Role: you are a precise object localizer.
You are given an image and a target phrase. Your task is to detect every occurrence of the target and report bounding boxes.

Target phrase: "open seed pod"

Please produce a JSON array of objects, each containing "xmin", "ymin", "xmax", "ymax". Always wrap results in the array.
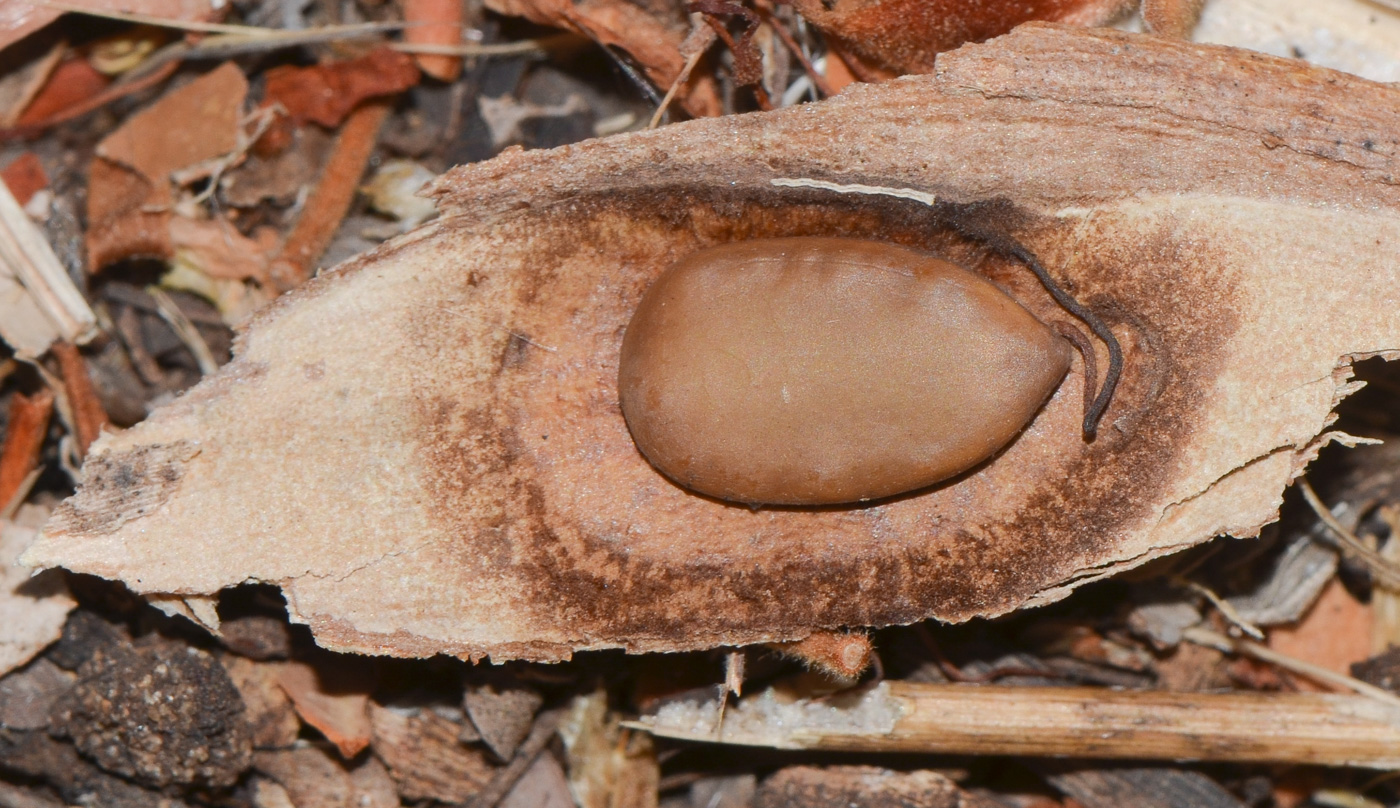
[{"xmin": 23, "ymin": 25, "xmax": 1400, "ymax": 660}]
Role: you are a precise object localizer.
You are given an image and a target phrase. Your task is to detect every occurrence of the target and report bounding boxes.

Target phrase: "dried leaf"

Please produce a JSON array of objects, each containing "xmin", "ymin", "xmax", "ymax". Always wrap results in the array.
[
  {"xmin": 95, "ymin": 62, "xmax": 246, "ymax": 191},
  {"xmin": 499, "ymin": 753, "xmax": 573, "ymax": 808},
  {"xmin": 169, "ymin": 216, "xmax": 271, "ymax": 284},
  {"xmin": 1225, "ymin": 534, "xmax": 1338, "ymax": 627},
  {"xmin": 14, "ymin": 56, "xmax": 110, "ymax": 126},
  {"xmin": 0, "ymin": 505, "xmax": 73, "ymax": 676},
  {"xmin": 87, "ymin": 62, "xmax": 247, "ymax": 269},
  {"xmin": 262, "ymin": 48, "xmax": 418, "ymax": 129},
  {"xmin": 25, "ymin": 27, "xmax": 1400, "ymax": 661},
  {"xmin": 1046, "ymin": 766, "xmax": 1244, "ymax": 808},
  {"xmin": 1, "ymin": 152, "xmax": 48, "ymax": 207}
]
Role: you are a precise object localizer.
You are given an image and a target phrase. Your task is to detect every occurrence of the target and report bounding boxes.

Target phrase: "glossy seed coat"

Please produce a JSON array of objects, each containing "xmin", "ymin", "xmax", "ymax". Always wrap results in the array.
[{"xmin": 618, "ymin": 237, "xmax": 1072, "ymax": 505}]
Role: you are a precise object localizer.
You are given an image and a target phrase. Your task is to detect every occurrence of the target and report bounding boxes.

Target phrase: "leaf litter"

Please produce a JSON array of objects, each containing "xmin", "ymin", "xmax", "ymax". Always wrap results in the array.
[{"xmin": 3, "ymin": 0, "xmax": 1400, "ymax": 806}]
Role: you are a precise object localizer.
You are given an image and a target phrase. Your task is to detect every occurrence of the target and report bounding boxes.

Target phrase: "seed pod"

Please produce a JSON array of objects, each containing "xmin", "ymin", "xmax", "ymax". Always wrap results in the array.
[{"xmin": 618, "ymin": 237, "xmax": 1073, "ymax": 505}]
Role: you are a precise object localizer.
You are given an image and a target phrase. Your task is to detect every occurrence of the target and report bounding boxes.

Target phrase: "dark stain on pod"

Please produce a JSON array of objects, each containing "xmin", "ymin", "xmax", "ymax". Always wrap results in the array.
[{"xmin": 617, "ymin": 237, "xmax": 1073, "ymax": 505}]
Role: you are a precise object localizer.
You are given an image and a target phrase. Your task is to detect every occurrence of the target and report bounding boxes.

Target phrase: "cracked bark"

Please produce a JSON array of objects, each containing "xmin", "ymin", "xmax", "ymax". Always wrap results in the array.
[{"xmin": 22, "ymin": 25, "xmax": 1400, "ymax": 661}]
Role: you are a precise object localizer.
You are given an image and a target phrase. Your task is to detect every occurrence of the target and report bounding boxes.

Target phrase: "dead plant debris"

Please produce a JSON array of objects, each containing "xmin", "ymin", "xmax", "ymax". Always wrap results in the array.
[{"xmin": 2, "ymin": 0, "xmax": 1400, "ymax": 806}]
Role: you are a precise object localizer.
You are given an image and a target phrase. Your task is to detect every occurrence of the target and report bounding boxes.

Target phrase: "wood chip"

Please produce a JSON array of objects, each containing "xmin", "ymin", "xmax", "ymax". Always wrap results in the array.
[
  {"xmin": 221, "ymin": 655, "xmax": 301, "ymax": 749},
  {"xmin": 275, "ymin": 659, "xmax": 374, "ymax": 758},
  {"xmin": 268, "ymin": 100, "xmax": 391, "ymax": 290},
  {"xmin": 498, "ymin": 752, "xmax": 572, "ymax": 808},
  {"xmin": 367, "ymin": 701, "xmax": 496, "ymax": 802},
  {"xmin": 51, "ymin": 342, "xmax": 108, "ymax": 458},
  {"xmin": 253, "ymin": 747, "xmax": 399, "ymax": 808},
  {"xmin": 756, "ymin": 766, "xmax": 1002, "ymax": 808},
  {"xmin": 1046, "ymin": 766, "xmax": 1244, "ymax": 808},
  {"xmin": 0, "ymin": 389, "xmax": 53, "ymax": 512},
  {"xmin": 464, "ymin": 681, "xmax": 543, "ymax": 761}
]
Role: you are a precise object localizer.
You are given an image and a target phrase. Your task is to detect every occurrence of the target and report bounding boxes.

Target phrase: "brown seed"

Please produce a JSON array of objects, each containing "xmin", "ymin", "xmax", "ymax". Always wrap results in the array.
[{"xmin": 617, "ymin": 237, "xmax": 1072, "ymax": 505}]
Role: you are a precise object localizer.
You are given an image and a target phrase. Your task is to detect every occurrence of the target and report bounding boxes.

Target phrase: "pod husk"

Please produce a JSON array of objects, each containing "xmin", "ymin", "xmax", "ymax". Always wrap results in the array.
[{"xmin": 23, "ymin": 25, "xmax": 1400, "ymax": 660}]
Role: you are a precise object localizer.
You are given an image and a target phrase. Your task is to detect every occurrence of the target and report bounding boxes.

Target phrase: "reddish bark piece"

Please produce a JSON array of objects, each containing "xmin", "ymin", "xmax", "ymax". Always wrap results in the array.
[
  {"xmin": 0, "ymin": 152, "xmax": 47, "ymax": 206},
  {"xmin": 269, "ymin": 101, "xmax": 391, "ymax": 291},
  {"xmin": 85, "ymin": 158, "xmax": 172, "ymax": 269},
  {"xmin": 96, "ymin": 62, "xmax": 247, "ymax": 203},
  {"xmin": 262, "ymin": 48, "xmax": 418, "ymax": 129},
  {"xmin": 0, "ymin": 389, "xmax": 53, "ymax": 509},
  {"xmin": 86, "ymin": 63, "xmax": 247, "ymax": 271},
  {"xmin": 14, "ymin": 57, "xmax": 110, "ymax": 127},
  {"xmin": 25, "ymin": 27, "xmax": 1400, "ymax": 661},
  {"xmin": 1268, "ymin": 577, "xmax": 1373, "ymax": 686},
  {"xmin": 484, "ymin": 0, "xmax": 720, "ymax": 117},
  {"xmin": 51, "ymin": 343, "xmax": 108, "ymax": 458},
  {"xmin": 14, "ymin": 60, "xmax": 180, "ymax": 134},
  {"xmin": 275, "ymin": 659, "xmax": 375, "ymax": 758},
  {"xmin": 791, "ymin": 0, "xmax": 1131, "ymax": 75},
  {"xmin": 402, "ymin": 0, "xmax": 464, "ymax": 81}
]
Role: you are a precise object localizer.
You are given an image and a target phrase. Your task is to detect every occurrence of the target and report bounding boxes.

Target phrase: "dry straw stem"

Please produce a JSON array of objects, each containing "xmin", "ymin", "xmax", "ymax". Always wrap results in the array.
[
  {"xmin": 638, "ymin": 681, "xmax": 1400, "ymax": 769},
  {"xmin": 0, "ymin": 180, "xmax": 95, "ymax": 357},
  {"xmin": 27, "ymin": 26, "xmax": 1400, "ymax": 662},
  {"xmin": 1298, "ymin": 478, "xmax": 1400, "ymax": 589},
  {"xmin": 269, "ymin": 101, "xmax": 392, "ymax": 291},
  {"xmin": 1181, "ymin": 626, "xmax": 1400, "ymax": 708}
]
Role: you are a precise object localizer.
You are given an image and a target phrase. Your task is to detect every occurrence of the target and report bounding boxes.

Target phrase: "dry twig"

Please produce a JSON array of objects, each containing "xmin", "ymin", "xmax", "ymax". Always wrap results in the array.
[
  {"xmin": 49, "ymin": 343, "xmax": 107, "ymax": 458},
  {"xmin": 0, "ymin": 390, "xmax": 54, "ymax": 512},
  {"xmin": 636, "ymin": 680, "xmax": 1400, "ymax": 768},
  {"xmin": 269, "ymin": 101, "xmax": 392, "ymax": 291}
]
